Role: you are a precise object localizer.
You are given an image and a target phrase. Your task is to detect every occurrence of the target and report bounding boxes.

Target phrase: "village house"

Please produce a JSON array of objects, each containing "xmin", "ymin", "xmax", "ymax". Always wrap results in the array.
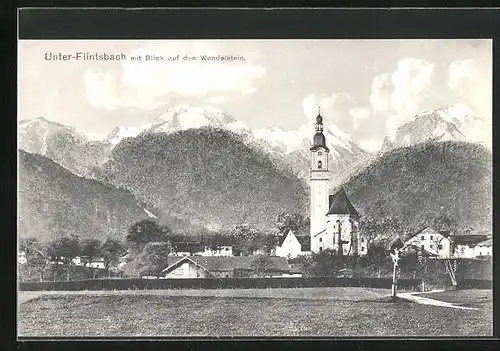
[
  {"xmin": 405, "ymin": 227, "xmax": 492, "ymax": 259},
  {"xmin": 71, "ymin": 256, "xmax": 106, "ymax": 269},
  {"xmin": 473, "ymin": 238, "xmax": 492, "ymax": 257},
  {"xmin": 405, "ymin": 227, "xmax": 452, "ymax": 258},
  {"xmin": 275, "ymin": 230, "xmax": 310, "ymax": 259},
  {"xmin": 160, "ymin": 255, "xmax": 295, "ymax": 279},
  {"xmin": 452, "ymin": 234, "xmax": 491, "ymax": 259}
]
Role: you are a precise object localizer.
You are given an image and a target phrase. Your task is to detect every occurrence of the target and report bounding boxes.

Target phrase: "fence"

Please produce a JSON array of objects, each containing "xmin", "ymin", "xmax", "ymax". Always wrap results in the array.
[{"xmin": 19, "ymin": 276, "xmax": 425, "ymax": 291}]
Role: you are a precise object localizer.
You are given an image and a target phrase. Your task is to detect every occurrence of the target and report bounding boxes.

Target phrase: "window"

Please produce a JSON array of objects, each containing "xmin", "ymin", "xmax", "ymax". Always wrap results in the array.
[
  {"xmin": 318, "ymin": 161, "xmax": 323, "ymax": 169},
  {"xmin": 318, "ymin": 151, "xmax": 323, "ymax": 155},
  {"xmin": 361, "ymin": 238, "xmax": 364, "ymax": 243},
  {"xmin": 421, "ymin": 235, "xmax": 425, "ymax": 240},
  {"xmin": 361, "ymin": 247, "xmax": 365, "ymax": 252},
  {"xmin": 437, "ymin": 245, "xmax": 443, "ymax": 250},
  {"xmin": 430, "ymin": 235, "xmax": 433, "ymax": 240},
  {"xmin": 319, "ymin": 238, "xmax": 323, "ymax": 242},
  {"xmin": 430, "ymin": 245, "xmax": 434, "ymax": 249},
  {"xmin": 319, "ymin": 247, "xmax": 323, "ymax": 252},
  {"xmin": 421, "ymin": 245, "xmax": 425, "ymax": 250}
]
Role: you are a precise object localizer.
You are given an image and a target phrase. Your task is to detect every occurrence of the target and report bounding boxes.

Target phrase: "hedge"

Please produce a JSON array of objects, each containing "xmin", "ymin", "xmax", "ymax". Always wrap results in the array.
[{"xmin": 19, "ymin": 277, "xmax": 425, "ymax": 291}]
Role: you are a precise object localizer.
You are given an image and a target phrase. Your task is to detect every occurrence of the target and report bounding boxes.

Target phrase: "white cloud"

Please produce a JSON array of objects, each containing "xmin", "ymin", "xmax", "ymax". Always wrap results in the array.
[
  {"xmin": 448, "ymin": 59, "xmax": 476, "ymax": 90},
  {"xmin": 448, "ymin": 58, "xmax": 492, "ymax": 120},
  {"xmin": 83, "ymin": 69, "xmax": 167, "ymax": 111},
  {"xmin": 370, "ymin": 58, "xmax": 435, "ymax": 117},
  {"xmin": 370, "ymin": 57, "xmax": 435, "ymax": 134},
  {"xmin": 84, "ymin": 42, "xmax": 266, "ymax": 110},
  {"xmin": 204, "ymin": 97, "xmax": 227, "ymax": 104},
  {"xmin": 302, "ymin": 93, "xmax": 352, "ymax": 121},
  {"xmin": 359, "ymin": 139, "xmax": 382, "ymax": 153},
  {"xmin": 349, "ymin": 108, "xmax": 370, "ymax": 130}
]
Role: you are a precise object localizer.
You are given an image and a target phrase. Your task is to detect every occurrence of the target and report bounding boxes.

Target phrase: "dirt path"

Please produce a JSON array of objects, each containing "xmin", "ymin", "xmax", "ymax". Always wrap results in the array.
[{"xmin": 398, "ymin": 290, "xmax": 479, "ymax": 310}]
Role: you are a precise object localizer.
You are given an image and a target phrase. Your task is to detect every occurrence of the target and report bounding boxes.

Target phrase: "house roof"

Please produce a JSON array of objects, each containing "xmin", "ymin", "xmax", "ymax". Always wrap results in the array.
[
  {"xmin": 277, "ymin": 230, "xmax": 295, "ymax": 246},
  {"xmin": 476, "ymin": 238, "xmax": 492, "ymax": 247},
  {"xmin": 406, "ymin": 226, "xmax": 452, "ymax": 241},
  {"xmin": 295, "ymin": 235, "xmax": 311, "ymax": 251},
  {"xmin": 161, "ymin": 255, "xmax": 291, "ymax": 273},
  {"xmin": 451, "ymin": 234, "xmax": 489, "ymax": 246},
  {"xmin": 161, "ymin": 256, "xmax": 214, "ymax": 276},
  {"xmin": 326, "ymin": 188, "xmax": 359, "ymax": 216}
]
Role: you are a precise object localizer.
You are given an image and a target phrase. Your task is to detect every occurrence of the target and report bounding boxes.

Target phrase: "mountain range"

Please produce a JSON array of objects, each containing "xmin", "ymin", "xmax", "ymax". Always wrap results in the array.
[
  {"xmin": 381, "ymin": 103, "xmax": 491, "ymax": 151},
  {"xmin": 341, "ymin": 140, "xmax": 492, "ymax": 235},
  {"xmin": 18, "ymin": 102, "xmax": 492, "ymax": 241},
  {"xmin": 97, "ymin": 127, "xmax": 310, "ymax": 231}
]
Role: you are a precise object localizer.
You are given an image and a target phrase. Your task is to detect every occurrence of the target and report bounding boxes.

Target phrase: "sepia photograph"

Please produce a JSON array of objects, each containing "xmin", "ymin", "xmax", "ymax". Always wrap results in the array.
[{"xmin": 17, "ymin": 38, "xmax": 492, "ymax": 337}]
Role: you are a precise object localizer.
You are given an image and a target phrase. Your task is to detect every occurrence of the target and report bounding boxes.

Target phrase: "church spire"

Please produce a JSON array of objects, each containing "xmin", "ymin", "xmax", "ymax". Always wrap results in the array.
[
  {"xmin": 310, "ymin": 107, "xmax": 329, "ymax": 151},
  {"xmin": 315, "ymin": 107, "xmax": 324, "ymax": 133}
]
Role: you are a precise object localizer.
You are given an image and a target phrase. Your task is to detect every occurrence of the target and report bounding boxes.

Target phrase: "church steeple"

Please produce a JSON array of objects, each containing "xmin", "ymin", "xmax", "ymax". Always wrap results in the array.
[{"xmin": 310, "ymin": 108, "xmax": 329, "ymax": 151}]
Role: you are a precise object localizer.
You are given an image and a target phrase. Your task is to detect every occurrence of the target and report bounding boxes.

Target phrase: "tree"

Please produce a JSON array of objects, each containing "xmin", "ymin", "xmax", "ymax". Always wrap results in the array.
[
  {"xmin": 132, "ymin": 241, "xmax": 172, "ymax": 278},
  {"xmin": 126, "ymin": 219, "xmax": 171, "ymax": 250},
  {"xmin": 262, "ymin": 232, "xmax": 279, "ymax": 255},
  {"xmin": 47, "ymin": 235, "xmax": 81, "ymax": 265},
  {"xmin": 81, "ymin": 239, "xmax": 102, "ymax": 266},
  {"xmin": 46, "ymin": 235, "xmax": 81, "ymax": 281},
  {"xmin": 251, "ymin": 255, "xmax": 275, "ymax": 277},
  {"xmin": 230, "ymin": 225, "xmax": 262, "ymax": 256},
  {"xmin": 19, "ymin": 237, "xmax": 49, "ymax": 281},
  {"xmin": 359, "ymin": 216, "xmax": 408, "ymax": 248},
  {"xmin": 362, "ymin": 242, "xmax": 392, "ymax": 277},
  {"xmin": 101, "ymin": 238, "xmax": 125, "ymax": 270},
  {"xmin": 276, "ymin": 212, "xmax": 310, "ymax": 236}
]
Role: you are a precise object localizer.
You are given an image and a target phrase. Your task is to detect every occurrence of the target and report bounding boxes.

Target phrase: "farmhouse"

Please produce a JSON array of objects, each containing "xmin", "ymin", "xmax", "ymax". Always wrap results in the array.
[
  {"xmin": 405, "ymin": 227, "xmax": 452, "ymax": 258},
  {"xmin": 309, "ymin": 111, "xmax": 365, "ymax": 256},
  {"xmin": 474, "ymin": 238, "xmax": 492, "ymax": 257},
  {"xmin": 160, "ymin": 255, "xmax": 294, "ymax": 278},
  {"xmin": 275, "ymin": 230, "xmax": 302, "ymax": 258},
  {"xmin": 452, "ymin": 234, "xmax": 491, "ymax": 258}
]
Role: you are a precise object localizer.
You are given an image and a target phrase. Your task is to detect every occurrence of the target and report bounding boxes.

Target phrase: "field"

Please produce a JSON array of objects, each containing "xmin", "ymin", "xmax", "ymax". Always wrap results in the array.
[{"xmin": 18, "ymin": 288, "xmax": 492, "ymax": 337}]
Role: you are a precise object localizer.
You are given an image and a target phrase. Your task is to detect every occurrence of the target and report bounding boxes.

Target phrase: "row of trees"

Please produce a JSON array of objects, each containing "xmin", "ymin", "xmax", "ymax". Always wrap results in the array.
[
  {"xmin": 125, "ymin": 212, "xmax": 311, "ymax": 256},
  {"xmin": 19, "ymin": 235, "xmax": 125, "ymax": 282}
]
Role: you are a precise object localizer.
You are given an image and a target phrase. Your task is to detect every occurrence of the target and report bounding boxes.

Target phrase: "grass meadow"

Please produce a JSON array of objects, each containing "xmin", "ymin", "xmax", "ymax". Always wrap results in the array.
[{"xmin": 18, "ymin": 288, "xmax": 492, "ymax": 337}]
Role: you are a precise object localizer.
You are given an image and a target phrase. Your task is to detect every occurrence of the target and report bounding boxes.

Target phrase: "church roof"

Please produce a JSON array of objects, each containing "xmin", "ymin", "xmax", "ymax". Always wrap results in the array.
[
  {"xmin": 310, "ymin": 133, "xmax": 329, "ymax": 151},
  {"xmin": 326, "ymin": 188, "xmax": 359, "ymax": 217}
]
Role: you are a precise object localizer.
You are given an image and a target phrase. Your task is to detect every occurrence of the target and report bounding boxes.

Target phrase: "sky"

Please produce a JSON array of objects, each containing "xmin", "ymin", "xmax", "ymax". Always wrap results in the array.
[{"xmin": 18, "ymin": 39, "xmax": 492, "ymax": 152}]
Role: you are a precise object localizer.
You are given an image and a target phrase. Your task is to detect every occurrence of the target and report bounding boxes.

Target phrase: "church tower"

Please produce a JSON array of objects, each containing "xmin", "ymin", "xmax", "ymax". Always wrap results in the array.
[{"xmin": 309, "ymin": 111, "xmax": 331, "ymax": 253}]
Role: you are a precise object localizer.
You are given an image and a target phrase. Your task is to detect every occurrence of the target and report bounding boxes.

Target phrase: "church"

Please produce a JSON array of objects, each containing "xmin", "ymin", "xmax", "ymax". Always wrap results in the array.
[{"xmin": 309, "ymin": 111, "xmax": 367, "ymax": 256}]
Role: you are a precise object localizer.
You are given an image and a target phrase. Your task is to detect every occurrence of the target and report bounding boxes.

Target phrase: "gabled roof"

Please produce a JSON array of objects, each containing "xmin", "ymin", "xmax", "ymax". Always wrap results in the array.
[
  {"xmin": 161, "ymin": 255, "xmax": 291, "ymax": 273},
  {"xmin": 295, "ymin": 235, "xmax": 311, "ymax": 251},
  {"xmin": 278, "ymin": 230, "xmax": 301, "ymax": 246},
  {"xmin": 406, "ymin": 226, "xmax": 452, "ymax": 241},
  {"xmin": 326, "ymin": 188, "xmax": 359, "ymax": 216},
  {"xmin": 277, "ymin": 230, "xmax": 297, "ymax": 246},
  {"xmin": 475, "ymin": 238, "xmax": 492, "ymax": 247},
  {"xmin": 160, "ymin": 256, "xmax": 214, "ymax": 276},
  {"xmin": 451, "ymin": 234, "xmax": 489, "ymax": 246}
]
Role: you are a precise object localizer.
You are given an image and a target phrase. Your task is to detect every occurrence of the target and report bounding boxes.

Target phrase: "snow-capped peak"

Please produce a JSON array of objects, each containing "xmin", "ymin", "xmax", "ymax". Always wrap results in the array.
[
  {"xmin": 106, "ymin": 125, "xmax": 151, "ymax": 146},
  {"xmin": 384, "ymin": 103, "xmax": 490, "ymax": 150}
]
